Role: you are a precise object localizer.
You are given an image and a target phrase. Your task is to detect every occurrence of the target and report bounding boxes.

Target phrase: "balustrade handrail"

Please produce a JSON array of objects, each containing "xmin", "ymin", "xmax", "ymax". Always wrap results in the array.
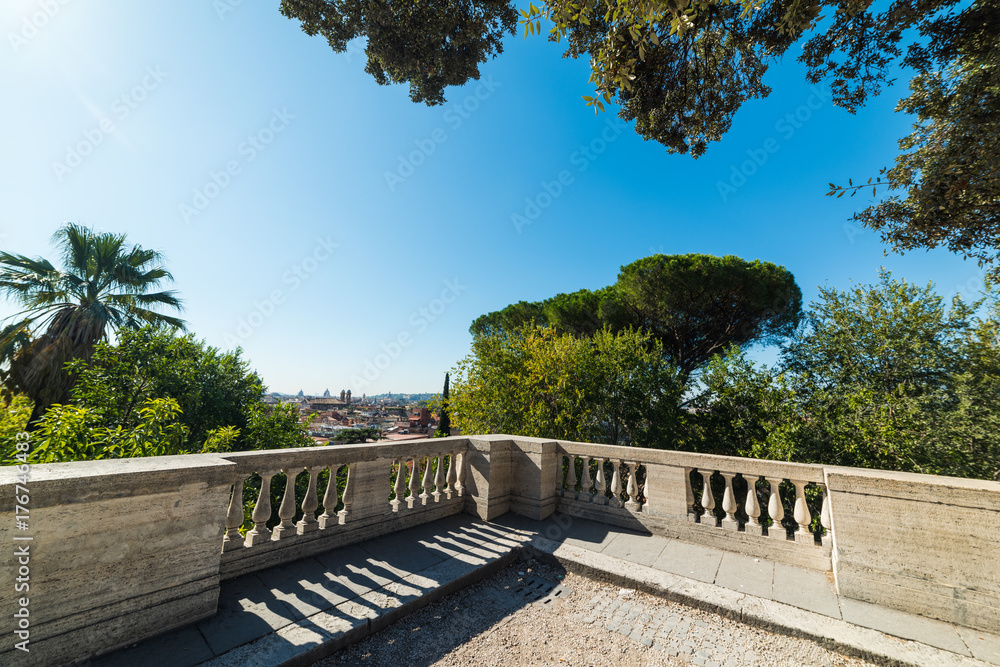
[
  {"xmin": 553, "ymin": 440, "xmax": 826, "ymax": 483},
  {"xmin": 217, "ymin": 436, "xmax": 470, "ymax": 477}
]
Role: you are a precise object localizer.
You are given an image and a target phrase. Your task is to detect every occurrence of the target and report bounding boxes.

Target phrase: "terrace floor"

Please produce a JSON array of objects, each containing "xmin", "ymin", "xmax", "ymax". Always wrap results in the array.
[{"xmin": 91, "ymin": 512, "xmax": 1000, "ymax": 667}]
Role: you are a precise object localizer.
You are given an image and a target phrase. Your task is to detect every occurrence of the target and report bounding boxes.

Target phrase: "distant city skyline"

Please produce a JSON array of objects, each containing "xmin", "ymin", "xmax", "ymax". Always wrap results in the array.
[{"xmin": 3, "ymin": 3, "xmax": 988, "ymax": 395}]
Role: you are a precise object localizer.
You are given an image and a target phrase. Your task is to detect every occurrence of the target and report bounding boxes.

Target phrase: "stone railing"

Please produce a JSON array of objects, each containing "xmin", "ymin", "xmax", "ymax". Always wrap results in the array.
[
  {"xmin": 552, "ymin": 442, "xmax": 833, "ymax": 570},
  {"xmin": 217, "ymin": 440, "xmax": 467, "ymax": 579},
  {"xmin": 2, "ymin": 434, "xmax": 999, "ymax": 666}
]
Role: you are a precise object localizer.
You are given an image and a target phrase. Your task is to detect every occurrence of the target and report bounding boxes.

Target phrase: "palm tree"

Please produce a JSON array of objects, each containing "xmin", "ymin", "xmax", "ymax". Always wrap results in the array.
[{"xmin": 0, "ymin": 223, "xmax": 185, "ymax": 422}]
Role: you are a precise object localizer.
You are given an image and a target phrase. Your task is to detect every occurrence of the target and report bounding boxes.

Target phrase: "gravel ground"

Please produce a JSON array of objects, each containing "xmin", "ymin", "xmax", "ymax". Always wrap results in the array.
[{"xmin": 314, "ymin": 558, "xmax": 878, "ymax": 667}]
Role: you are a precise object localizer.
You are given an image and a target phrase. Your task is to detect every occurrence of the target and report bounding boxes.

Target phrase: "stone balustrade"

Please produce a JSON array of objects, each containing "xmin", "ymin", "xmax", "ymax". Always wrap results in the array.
[
  {"xmin": 550, "ymin": 442, "xmax": 832, "ymax": 571},
  {"xmin": 217, "ymin": 439, "xmax": 468, "ymax": 579},
  {"xmin": 2, "ymin": 433, "xmax": 999, "ymax": 666}
]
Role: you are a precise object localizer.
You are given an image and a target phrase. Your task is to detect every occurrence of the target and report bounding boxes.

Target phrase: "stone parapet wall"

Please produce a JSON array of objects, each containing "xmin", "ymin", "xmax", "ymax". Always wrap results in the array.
[{"xmin": 2, "ymin": 435, "xmax": 999, "ymax": 664}]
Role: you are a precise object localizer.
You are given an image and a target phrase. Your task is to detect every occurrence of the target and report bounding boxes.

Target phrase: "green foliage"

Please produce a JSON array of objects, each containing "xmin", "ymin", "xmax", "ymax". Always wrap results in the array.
[
  {"xmin": 616, "ymin": 254, "xmax": 801, "ymax": 383},
  {"xmin": 690, "ymin": 347, "xmax": 798, "ymax": 458},
  {"xmin": 451, "ymin": 325, "xmax": 683, "ymax": 447},
  {"xmin": 279, "ymin": 0, "xmax": 517, "ymax": 105},
  {"xmin": 436, "ymin": 372, "xmax": 451, "ymax": 436},
  {"xmin": 471, "ymin": 254, "xmax": 802, "ymax": 385},
  {"xmin": 0, "ymin": 223, "xmax": 184, "ymax": 421},
  {"xmin": 330, "ymin": 426, "xmax": 379, "ymax": 444},
  {"xmin": 701, "ymin": 270, "xmax": 1000, "ymax": 480},
  {"xmin": 828, "ymin": 0, "xmax": 1000, "ymax": 276},
  {"xmin": 22, "ymin": 398, "xmax": 189, "ymax": 464},
  {"xmin": 0, "ymin": 326, "xmax": 314, "ymax": 464},
  {"xmin": 66, "ymin": 326, "xmax": 277, "ymax": 452},
  {"xmin": 202, "ymin": 425, "xmax": 242, "ymax": 454},
  {"xmin": 0, "ymin": 395, "xmax": 33, "ymax": 464}
]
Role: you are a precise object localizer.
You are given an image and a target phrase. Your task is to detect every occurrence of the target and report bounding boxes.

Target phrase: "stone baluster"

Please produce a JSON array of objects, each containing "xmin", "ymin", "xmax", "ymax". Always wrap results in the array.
[
  {"xmin": 446, "ymin": 452, "xmax": 457, "ymax": 499},
  {"xmin": 244, "ymin": 471, "xmax": 274, "ymax": 547},
  {"xmin": 593, "ymin": 458, "xmax": 607, "ymax": 505},
  {"xmin": 639, "ymin": 464, "xmax": 648, "ymax": 513},
  {"xmin": 720, "ymin": 472, "xmax": 739, "ymax": 530},
  {"xmin": 699, "ymin": 470, "xmax": 716, "ymax": 526},
  {"xmin": 407, "ymin": 457, "xmax": 421, "ymax": 509},
  {"xmin": 338, "ymin": 463, "xmax": 354, "ymax": 521},
  {"xmin": 609, "ymin": 462, "xmax": 623, "ymax": 508},
  {"xmin": 625, "ymin": 462, "xmax": 640, "ymax": 511},
  {"xmin": 684, "ymin": 468, "xmax": 697, "ymax": 522},
  {"xmin": 433, "ymin": 452, "xmax": 444, "ymax": 502},
  {"xmin": 296, "ymin": 466, "xmax": 321, "ymax": 534},
  {"xmin": 222, "ymin": 476, "xmax": 246, "ymax": 552},
  {"xmin": 555, "ymin": 454, "xmax": 565, "ymax": 496},
  {"xmin": 566, "ymin": 456, "xmax": 578, "ymax": 500},
  {"xmin": 456, "ymin": 451, "xmax": 466, "ymax": 496},
  {"xmin": 319, "ymin": 465, "xmax": 341, "ymax": 528},
  {"xmin": 272, "ymin": 468, "xmax": 302, "ymax": 540},
  {"xmin": 766, "ymin": 477, "xmax": 785, "ymax": 539},
  {"xmin": 744, "ymin": 475, "xmax": 764, "ymax": 536},
  {"xmin": 391, "ymin": 458, "xmax": 406, "ymax": 511},
  {"xmin": 580, "ymin": 456, "xmax": 593, "ymax": 502},
  {"xmin": 420, "ymin": 455, "xmax": 433, "ymax": 504},
  {"xmin": 819, "ymin": 485, "xmax": 832, "ymax": 544},
  {"xmin": 792, "ymin": 480, "xmax": 813, "ymax": 543}
]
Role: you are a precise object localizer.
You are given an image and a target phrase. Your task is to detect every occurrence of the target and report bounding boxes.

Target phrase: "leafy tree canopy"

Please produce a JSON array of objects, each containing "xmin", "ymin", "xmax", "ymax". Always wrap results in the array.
[
  {"xmin": 283, "ymin": 0, "xmax": 1000, "ymax": 271},
  {"xmin": 0, "ymin": 327, "xmax": 314, "ymax": 464},
  {"xmin": 471, "ymin": 253, "xmax": 802, "ymax": 383},
  {"xmin": 829, "ymin": 0, "xmax": 1000, "ymax": 275},
  {"xmin": 701, "ymin": 270, "xmax": 1000, "ymax": 480},
  {"xmin": 66, "ymin": 326, "xmax": 265, "ymax": 450},
  {"xmin": 279, "ymin": 0, "xmax": 517, "ymax": 105},
  {"xmin": 0, "ymin": 223, "xmax": 184, "ymax": 420},
  {"xmin": 451, "ymin": 325, "xmax": 683, "ymax": 447}
]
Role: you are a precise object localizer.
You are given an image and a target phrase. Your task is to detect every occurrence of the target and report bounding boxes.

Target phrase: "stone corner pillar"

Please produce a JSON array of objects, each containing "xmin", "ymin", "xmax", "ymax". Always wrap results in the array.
[
  {"xmin": 509, "ymin": 439, "xmax": 558, "ymax": 521},
  {"xmin": 463, "ymin": 436, "xmax": 514, "ymax": 521}
]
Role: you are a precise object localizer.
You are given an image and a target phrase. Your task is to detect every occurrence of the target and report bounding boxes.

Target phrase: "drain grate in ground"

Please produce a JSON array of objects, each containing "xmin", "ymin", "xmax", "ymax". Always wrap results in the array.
[{"xmin": 513, "ymin": 577, "xmax": 572, "ymax": 610}]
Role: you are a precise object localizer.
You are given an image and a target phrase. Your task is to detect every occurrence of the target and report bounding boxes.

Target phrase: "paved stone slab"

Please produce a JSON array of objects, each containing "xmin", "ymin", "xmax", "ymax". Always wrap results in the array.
[
  {"xmin": 840, "ymin": 597, "xmax": 971, "ymax": 656},
  {"xmin": 254, "ymin": 557, "xmax": 363, "ymax": 618},
  {"xmin": 500, "ymin": 513, "xmax": 633, "ymax": 552},
  {"xmin": 200, "ymin": 599, "xmax": 377, "ymax": 667},
  {"xmin": 404, "ymin": 552, "xmax": 484, "ymax": 591},
  {"xmin": 93, "ymin": 626, "xmax": 213, "ymax": 667},
  {"xmin": 449, "ymin": 520, "xmax": 527, "ymax": 550},
  {"xmin": 958, "ymin": 626, "xmax": 1000, "ymax": 664},
  {"xmin": 600, "ymin": 532, "xmax": 670, "ymax": 567},
  {"xmin": 196, "ymin": 573, "xmax": 300, "ymax": 656},
  {"xmin": 651, "ymin": 539, "xmax": 724, "ymax": 584},
  {"xmin": 713, "ymin": 552, "xmax": 774, "ymax": 599},
  {"xmin": 357, "ymin": 530, "xmax": 447, "ymax": 578},
  {"xmin": 313, "ymin": 544, "xmax": 403, "ymax": 591},
  {"xmin": 772, "ymin": 562, "xmax": 841, "ymax": 619}
]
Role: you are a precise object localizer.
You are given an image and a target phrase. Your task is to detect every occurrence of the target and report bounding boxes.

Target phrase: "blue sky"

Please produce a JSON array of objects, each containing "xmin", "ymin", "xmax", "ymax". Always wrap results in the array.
[{"xmin": 0, "ymin": 1, "xmax": 988, "ymax": 395}]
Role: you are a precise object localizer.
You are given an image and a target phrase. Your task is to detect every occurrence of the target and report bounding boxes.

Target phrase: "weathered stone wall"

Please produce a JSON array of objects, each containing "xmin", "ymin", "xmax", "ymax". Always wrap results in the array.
[
  {"xmin": 826, "ymin": 467, "xmax": 1000, "ymax": 634},
  {"xmin": 3, "ymin": 436, "xmax": 1000, "ymax": 665},
  {"xmin": 0, "ymin": 455, "xmax": 235, "ymax": 667}
]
